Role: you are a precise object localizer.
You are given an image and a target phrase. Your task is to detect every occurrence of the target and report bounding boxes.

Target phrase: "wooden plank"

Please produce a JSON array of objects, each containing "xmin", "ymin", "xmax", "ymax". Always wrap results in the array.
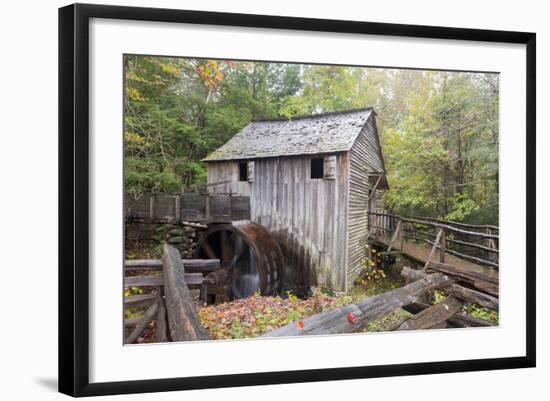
[
  {"xmin": 369, "ymin": 211, "xmax": 499, "ymax": 231},
  {"xmin": 439, "ymin": 229, "xmax": 446, "ymax": 263},
  {"xmin": 401, "ymin": 266, "xmax": 499, "ymax": 310},
  {"xmin": 162, "ymin": 244, "xmax": 210, "ymax": 341},
  {"xmin": 231, "ymin": 196, "xmax": 251, "ymax": 220},
  {"xmin": 209, "ymin": 195, "xmax": 231, "ymax": 222},
  {"xmin": 124, "ymin": 294, "xmax": 157, "ymax": 306},
  {"xmin": 427, "ymin": 260, "xmax": 499, "ymax": 296},
  {"xmin": 124, "ymin": 317, "xmax": 141, "ymax": 327},
  {"xmin": 125, "ymin": 300, "xmax": 160, "ymax": 344},
  {"xmin": 426, "ymin": 239, "xmax": 499, "ymax": 268},
  {"xmin": 126, "ymin": 195, "xmax": 153, "ymax": 221},
  {"xmin": 181, "ymin": 193, "xmax": 207, "ymax": 222},
  {"xmin": 402, "ymin": 302, "xmax": 497, "ymax": 327},
  {"xmin": 396, "ymin": 296, "xmax": 463, "ymax": 331},
  {"xmin": 156, "ymin": 298, "xmax": 169, "ymax": 343},
  {"xmin": 448, "ymin": 312, "xmax": 498, "ymax": 327},
  {"xmin": 262, "ymin": 272, "xmax": 452, "ymax": 337},
  {"xmin": 387, "ymin": 220, "xmax": 402, "ymax": 252},
  {"xmin": 125, "ymin": 273, "xmax": 204, "ymax": 287},
  {"xmin": 125, "ymin": 258, "xmax": 220, "ymax": 272},
  {"xmin": 399, "ymin": 216, "xmax": 499, "ymax": 239},
  {"xmin": 423, "ymin": 228, "xmax": 443, "ymax": 271},
  {"xmin": 125, "ymin": 259, "xmax": 163, "ymax": 269},
  {"xmin": 125, "ymin": 275, "xmax": 163, "ymax": 287},
  {"xmin": 153, "ymin": 195, "xmax": 179, "ymax": 222},
  {"xmin": 445, "ymin": 237, "xmax": 499, "ymax": 254}
]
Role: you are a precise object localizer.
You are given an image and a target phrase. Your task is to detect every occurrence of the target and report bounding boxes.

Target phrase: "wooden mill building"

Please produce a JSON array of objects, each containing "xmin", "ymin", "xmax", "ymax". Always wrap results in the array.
[{"xmin": 203, "ymin": 108, "xmax": 388, "ymax": 292}]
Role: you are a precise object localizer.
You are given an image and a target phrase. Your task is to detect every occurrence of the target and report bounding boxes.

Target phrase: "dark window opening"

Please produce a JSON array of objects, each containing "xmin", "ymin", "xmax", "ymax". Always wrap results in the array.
[
  {"xmin": 311, "ymin": 158, "xmax": 324, "ymax": 179},
  {"xmin": 239, "ymin": 162, "xmax": 248, "ymax": 181}
]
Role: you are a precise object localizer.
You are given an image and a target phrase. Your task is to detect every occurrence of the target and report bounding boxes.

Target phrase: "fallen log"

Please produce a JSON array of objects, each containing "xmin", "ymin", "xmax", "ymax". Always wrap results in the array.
[
  {"xmin": 427, "ymin": 260, "xmax": 499, "ymax": 297},
  {"xmin": 162, "ymin": 244, "xmax": 210, "ymax": 341},
  {"xmin": 125, "ymin": 300, "xmax": 160, "ymax": 344},
  {"xmin": 401, "ymin": 266, "xmax": 499, "ymax": 311},
  {"xmin": 402, "ymin": 302, "xmax": 496, "ymax": 327},
  {"xmin": 262, "ymin": 272, "xmax": 452, "ymax": 337},
  {"xmin": 396, "ymin": 296, "xmax": 463, "ymax": 331}
]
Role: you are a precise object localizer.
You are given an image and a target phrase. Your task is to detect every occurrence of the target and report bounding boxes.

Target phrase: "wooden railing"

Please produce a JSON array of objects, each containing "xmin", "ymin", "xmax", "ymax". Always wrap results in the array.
[
  {"xmin": 125, "ymin": 193, "xmax": 250, "ymax": 223},
  {"xmin": 367, "ymin": 210, "xmax": 499, "ymax": 269}
]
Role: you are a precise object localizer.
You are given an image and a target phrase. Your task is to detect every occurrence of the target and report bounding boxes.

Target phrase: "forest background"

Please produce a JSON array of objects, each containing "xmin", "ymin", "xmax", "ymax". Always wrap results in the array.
[{"xmin": 124, "ymin": 56, "xmax": 499, "ymax": 225}]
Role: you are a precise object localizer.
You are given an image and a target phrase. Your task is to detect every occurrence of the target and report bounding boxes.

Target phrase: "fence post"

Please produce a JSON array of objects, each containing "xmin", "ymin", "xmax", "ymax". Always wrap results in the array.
[
  {"xmin": 485, "ymin": 228, "xmax": 498, "ymax": 263},
  {"xmin": 439, "ymin": 229, "xmax": 446, "ymax": 263},
  {"xmin": 399, "ymin": 221, "xmax": 404, "ymax": 251}
]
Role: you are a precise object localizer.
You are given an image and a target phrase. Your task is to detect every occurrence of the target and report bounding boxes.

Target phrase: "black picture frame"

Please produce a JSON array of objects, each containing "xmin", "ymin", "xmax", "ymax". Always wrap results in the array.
[{"xmin": 59, "ymin": 3, "xmax": 536, "ymax": 397}]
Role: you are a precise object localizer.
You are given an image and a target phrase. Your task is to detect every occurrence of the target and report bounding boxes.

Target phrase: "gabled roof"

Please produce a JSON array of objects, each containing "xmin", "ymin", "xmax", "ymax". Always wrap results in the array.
[{"xmin": 203, "ymin": 108, "xmax": 375, "ymax": 162}]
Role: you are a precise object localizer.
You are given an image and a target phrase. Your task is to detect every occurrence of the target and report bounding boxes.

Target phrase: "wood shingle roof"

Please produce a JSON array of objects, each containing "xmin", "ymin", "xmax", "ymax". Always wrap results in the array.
[{"xmin": 203, "ymin": 108, "xmax": 375, "ymax": 161}]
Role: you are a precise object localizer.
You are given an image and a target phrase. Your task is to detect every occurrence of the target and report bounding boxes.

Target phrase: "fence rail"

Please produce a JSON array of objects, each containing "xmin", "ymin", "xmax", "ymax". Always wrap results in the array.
[{"xmin": 368, "ymin": 210, "xmax": 499, "ymax": 269}]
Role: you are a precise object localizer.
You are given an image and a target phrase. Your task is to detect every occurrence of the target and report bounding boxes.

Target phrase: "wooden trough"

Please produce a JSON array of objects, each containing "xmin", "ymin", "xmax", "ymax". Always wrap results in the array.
[{"xmin": 125, "ymin": 193, "xmax": 251, "ymax": 224}]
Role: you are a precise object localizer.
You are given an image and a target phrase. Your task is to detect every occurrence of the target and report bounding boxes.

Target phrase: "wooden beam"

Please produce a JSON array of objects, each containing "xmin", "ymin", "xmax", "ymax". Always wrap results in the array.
[
  {"xmin": 201, "ymin": 238, "xmax": 217, "ymax": 260},
  {"xmin": 394, "ymin": 215, "xmax": 499, "ymax": 239},
  {"xmin": 155, "ymin": 298, "xmax": 169, "ymax": 343},
  {"xmin": 423, "ymin": 228, "xmax": 443, "ymax": 271},
  {"xmin": 396, "ymin": 296, "xmax": 463, "ymax": 331},
  {"xmin": 402, "ymin": 302, "xmax": 497, "ymax": 327},
  {"xmin": 125, "ymin": 258, "xmax": 220, "ymax": 272},
  {"xmin": 439, "ymin": 229, "xmax": 446, "ymax": 263},
  {"xmin": 426, "ymin": 240, "xmax": 499, "ymax": 269},
  {"xmin": 162, "ymin": 244, "xmax": 210, "ymax": 341},
  {"xmin": 262, "ymin": 272, "xmax": 452, "ymax": 337},
  {"xmin": 125, "ymin": 272, "xmax": 204, "ymax": 287},
  {"xmin": 444, "ymin": 238, "xmax": 499, "ymax": 254},
  {"xmin": 387, "ymin": 219, "xmax": 402, "ymax": 252},
  {"xmin": 124, "ymin": 317, "xmax": 141, "ymax": 327},
  {"xmin": 125, "ymin": 300, "xmax": 160, "ymax": 344},
  {"xmin": 367, "ymin": 175, "xmax": 383, "ymax": 200},
  {"xmin": 427, "ymin": 260, "xmax": 499, "ymax": 296},
  {"xmin": 401, "ymin": 266, "xmax": 499, "ymax": 311},
  {"xmin": 124, "ymin": 294, "xmax": 157, "ymax": 306}
]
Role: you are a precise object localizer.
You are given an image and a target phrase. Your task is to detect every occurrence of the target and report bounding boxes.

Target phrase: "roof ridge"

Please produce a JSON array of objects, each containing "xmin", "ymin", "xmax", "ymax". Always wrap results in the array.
[{"xmin": 252, "ymin": 107, "xmax": 374, "ymax": 123}]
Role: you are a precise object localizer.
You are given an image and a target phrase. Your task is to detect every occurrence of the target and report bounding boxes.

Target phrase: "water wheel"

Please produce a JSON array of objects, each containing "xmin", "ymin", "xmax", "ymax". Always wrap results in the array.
[{"xmin": 195, "ymin": 221, "xmax": 284, "ymax": 300}]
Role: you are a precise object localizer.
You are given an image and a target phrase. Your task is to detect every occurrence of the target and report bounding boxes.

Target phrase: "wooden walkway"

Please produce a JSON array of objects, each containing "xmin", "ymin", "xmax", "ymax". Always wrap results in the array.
[
  {"xmin": 372, "ymin": 234, "xmax": 497, "ymax": 280},
  {"xmin": 367, "ymin": 211, "xmax": 499, "ymax": 282}
]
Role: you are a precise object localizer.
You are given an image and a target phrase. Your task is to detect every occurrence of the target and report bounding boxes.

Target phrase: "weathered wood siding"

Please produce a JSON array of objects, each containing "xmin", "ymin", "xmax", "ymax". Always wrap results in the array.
[
  {"xmin": 207, "ymin": 161, "xmax": 251, "ymax": 196},
  {"xmin": 208, "ymin": 154, "xmax": 350, "ymax": 291},
  {"xmin": 347, "ymin": 114, "xmax": 386, "ymax": 285}
]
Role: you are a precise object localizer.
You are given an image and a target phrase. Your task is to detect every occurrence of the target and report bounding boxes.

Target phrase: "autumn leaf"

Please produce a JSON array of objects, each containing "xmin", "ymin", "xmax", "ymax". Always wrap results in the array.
[{"xmin": 296, "ymin": 320, "xmax": 305, "ymax": 330}]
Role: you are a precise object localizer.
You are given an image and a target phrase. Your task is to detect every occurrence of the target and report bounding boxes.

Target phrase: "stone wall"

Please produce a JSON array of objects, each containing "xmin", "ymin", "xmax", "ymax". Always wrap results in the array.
[{"xmin": 125, "ymin": 221, "xmax": 206, "ymax": 259}]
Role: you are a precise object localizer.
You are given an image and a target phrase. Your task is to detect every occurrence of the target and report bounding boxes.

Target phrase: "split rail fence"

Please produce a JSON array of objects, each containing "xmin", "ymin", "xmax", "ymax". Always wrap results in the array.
[{"xmin": 124, "ymin": 246, "xmax": 219, "ymax": 343}]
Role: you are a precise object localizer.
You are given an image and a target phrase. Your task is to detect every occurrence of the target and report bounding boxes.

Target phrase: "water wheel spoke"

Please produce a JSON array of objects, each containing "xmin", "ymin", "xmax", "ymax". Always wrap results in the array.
[
  {"xmin": 201, "ymin": 237, "xmax": 216, "ymax": 260},
  {"xmin": 220, "ymin": 230, "xmax": 232, "ymax": 267}
]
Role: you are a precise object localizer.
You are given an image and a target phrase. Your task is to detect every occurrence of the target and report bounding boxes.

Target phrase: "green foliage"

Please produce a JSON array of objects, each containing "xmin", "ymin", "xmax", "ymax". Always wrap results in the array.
[
  {"xmin": 467, "ymin": 303, "xmax": 499, "ymax": 323},
  {"xmin": 125, "ymin": 56, "xmax": 498, "ymax": 225},
  {"xmin": 229, "ymin": 318, "xmax": 246, "ymax": 339}
]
